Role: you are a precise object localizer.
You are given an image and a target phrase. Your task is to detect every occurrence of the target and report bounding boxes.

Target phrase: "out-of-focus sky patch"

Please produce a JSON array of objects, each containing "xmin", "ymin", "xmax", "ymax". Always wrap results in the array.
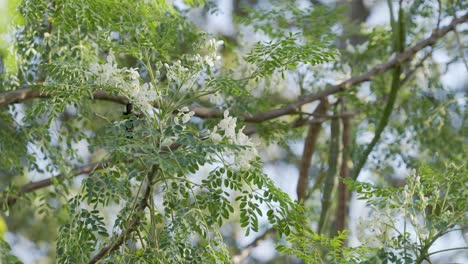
[
  {"xmin": 263, "ymin": 162, "xmax": 299, "ymax": 200},
  {"xmin": 442, "ymin": 62, "xmax": 468, "ymax": 90},
  {"xmin": 5, "ymin": 232, "xmax": 48, "ymax": 264},
  {"xmin": 250, "ymin": 238, "xmax": 276, "ymax": 262}
]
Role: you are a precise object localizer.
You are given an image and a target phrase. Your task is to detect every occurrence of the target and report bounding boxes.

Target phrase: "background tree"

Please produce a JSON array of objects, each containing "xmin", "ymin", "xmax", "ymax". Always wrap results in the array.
[{"xmin": 0, "ymin": 0, "xmax": 466, "ymax": 263}]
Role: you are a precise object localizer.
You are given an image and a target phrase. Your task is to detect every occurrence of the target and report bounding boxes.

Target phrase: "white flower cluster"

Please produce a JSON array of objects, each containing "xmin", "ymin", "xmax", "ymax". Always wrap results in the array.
[
  {"xmin": 208, "ymin": 92, "xmax": 224, "ymax": 105},
  {"xmin": 164, "ymin": 60, "xmax": 189, "ymax": 87},
  {"xmin": 175, "ymin": 106, "xmax": 195, "ymax": 124},
  {"xmin": 88, "ymin": 52, "xmax": 158, "ymax": 110},
  {"xmin": 195, "ymin": 39, "xmax": 224, "ymax": 67},
  {"xmin": 355, "ymin": 207, "xmax": 397, "ymax": 248},
  {"xmin": 209, "ymin": 110, "xmax": 258, "ymax": 170},
  {"xmin": 346, "ymin": 40, "xmax": 369, "ymax": 54},
  {"xmin": 356, "ymin": 172, "xmax": 436, "ymax": 248},
  {"xmin": 403, "ymin": 174, "xmax": 430, "ymax": 239}
]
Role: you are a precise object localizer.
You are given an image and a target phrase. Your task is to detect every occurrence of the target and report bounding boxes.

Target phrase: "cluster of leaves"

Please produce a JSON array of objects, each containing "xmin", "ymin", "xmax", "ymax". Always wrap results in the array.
[
  {"xmin": 50, "ymin": 92, "xmax": 304, "ymax": 262},
  {"xmin": 236, "ymin": 1, "xmax": 339, "ymax": 42},
  {"xmin": 246, "ymin": 33, "xmax": 339, "ymax": 78},
  {"xmin": 279, "ymin": 163, "xmax": 467, "ymax": 263},
  {"xmin": 348, "ymin": 163, "xmax": 467, "ymax": 263},
  {"xmin": 277, "ymin": 229, "xmax": 370, "ymax": 264}
]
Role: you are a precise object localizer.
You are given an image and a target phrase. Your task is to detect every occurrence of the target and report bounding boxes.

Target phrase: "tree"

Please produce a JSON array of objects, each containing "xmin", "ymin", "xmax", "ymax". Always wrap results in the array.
[{"xmin": 0, "ymin": 0, "xmax": 466, "ymax": 263}]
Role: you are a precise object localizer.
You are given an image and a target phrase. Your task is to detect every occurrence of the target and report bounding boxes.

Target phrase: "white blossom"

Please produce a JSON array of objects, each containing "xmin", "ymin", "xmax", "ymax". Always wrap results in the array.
[
  {"xmin": 181, "ymin": 111, "xmax": 195, "ymax": 123},
  {"xmin": 132, "ymin": 82, "xmax": 158, "ymax": 107},
  {"xmin": 87, "ymin": 52, "xmax": 160, "ymax": 114},
  {"xmin": 346, "ymin": 40, "xmax": 368, "ymax": 54},
  {"xmin": 176, "ymin": 106, "xmax": 195, "ymax": 124},
  {"xmin": 195, "ymin": 38, "xmax": 224, "ymax": 68},
  {"xmin": 209, "ymin": 110, "xmax": 258, "ymax": 170},
  {"xmin": 209, "ymin": 127, "xmax": 223, "ymax": 143},
  {"xmin": 128, "ymin": 68, "xmax": 140, "ymax": 80},
  {"xmin": 208, "ymin": 92, "xmax": 224, "ymax": 105},
  {"xmin": 218, "ymin": 110, "xmax": 237, "ymax": 140},
  {"xmin": 165, "ymin": 60, "xmax": 189, "ymax": 86}
]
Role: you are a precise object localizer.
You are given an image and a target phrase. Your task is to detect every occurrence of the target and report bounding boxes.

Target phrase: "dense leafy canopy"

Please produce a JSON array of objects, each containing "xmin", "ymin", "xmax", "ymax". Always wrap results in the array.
[{"xmin": 0, "ymin": 0, "xmax": 466, "ymax": 263}]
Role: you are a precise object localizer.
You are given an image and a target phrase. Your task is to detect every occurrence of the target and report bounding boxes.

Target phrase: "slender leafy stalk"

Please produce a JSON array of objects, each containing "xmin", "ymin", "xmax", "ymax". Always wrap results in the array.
[
  {"xmin": 352, "ymin": 2, "xmax": 406, "ymax": 180},
  {"xmin": 318, "ymin": 104, "xmax": 340, "ymax": 234}
]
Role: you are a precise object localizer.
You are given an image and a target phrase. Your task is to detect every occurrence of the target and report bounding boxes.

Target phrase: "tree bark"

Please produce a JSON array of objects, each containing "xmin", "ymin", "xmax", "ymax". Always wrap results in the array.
[{"xmin": 296, "ymin": 99, "xmax": 329, "ymax": 203}]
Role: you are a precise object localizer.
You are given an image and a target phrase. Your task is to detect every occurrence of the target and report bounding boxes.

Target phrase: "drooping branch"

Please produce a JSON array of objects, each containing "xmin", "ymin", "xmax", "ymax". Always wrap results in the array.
[
  {"xmin": 296, "ymin": 99, "xmax": 328, "ymax": 203},
  {"xmin": 87, "ymin": 165, "xmax": 158, "ymax": 264},
  {"xmin": 0, "ymin": 142, "xmax": 183, "ymax": 207},
  {"xmin": 1, "ymin": 12, "xmax": 466, "ymax": 122},
  {"xmin": 0, "ymin": 162, "xmax": 104, "ymax": 207}
]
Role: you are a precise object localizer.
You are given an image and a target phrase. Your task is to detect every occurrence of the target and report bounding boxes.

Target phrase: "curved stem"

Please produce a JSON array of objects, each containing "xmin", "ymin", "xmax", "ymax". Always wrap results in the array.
[
  {"xmin": 426, "ymin": 247, "xmax": 468, "ymax": 257},
  {"xmin": 352, "ymin": 2, "xmax": 406, "ymax": 180}
]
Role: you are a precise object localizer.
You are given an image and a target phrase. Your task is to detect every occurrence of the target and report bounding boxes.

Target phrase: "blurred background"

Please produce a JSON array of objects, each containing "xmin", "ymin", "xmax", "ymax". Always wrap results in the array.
[{"xmin": 0, "ymin": 0, "xmax": 467, "ymax": 263}]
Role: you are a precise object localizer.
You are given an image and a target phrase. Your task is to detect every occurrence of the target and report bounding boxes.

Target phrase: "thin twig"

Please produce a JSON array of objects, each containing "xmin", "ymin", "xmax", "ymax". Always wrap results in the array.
[
  {"xmin": 232, "ymin": 228, "xmax": 276, "ymax": 264},
  {"xmin": 426, "ymin": 247, "xmax": 468, "ymax": 257}
]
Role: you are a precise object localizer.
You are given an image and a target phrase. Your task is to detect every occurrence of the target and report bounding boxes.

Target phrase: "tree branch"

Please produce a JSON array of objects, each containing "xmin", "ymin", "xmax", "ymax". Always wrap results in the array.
[
  {"xmin": 335, "ymin": 107, "xmax": 351, "ymax": 236},
  {"xmin": 232, "ymin": 228, "xmax": 276, "ymax": 264},
  {"xmin": 239, "ymin": 12, "xmax": 467, "ymax": 122},
  {"xmin": 0, "ymin": 162, "xmax": 104, "ymax": 207},
  {"xmin": 0, "ymin": 142, "xmax": 182, "ymax": 207},
  {"xmin": 0, "ymin": 89, "xmax": 129, "ymax": 108},
  {"xmin": 296, "ymin": 99, "xmax": 328, "ymax": 203},
  {"xmin": 87, "ymin": 166, "xmax": 158, "ymax": 264},
  {"xmin": 1, "ymin": 13, "xmax": 465, "ymax": 122}
]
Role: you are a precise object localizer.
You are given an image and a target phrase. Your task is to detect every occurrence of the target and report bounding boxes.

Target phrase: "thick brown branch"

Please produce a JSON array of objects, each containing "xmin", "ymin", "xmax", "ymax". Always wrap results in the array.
[
  {"xmin": 335, "ymin": 112, "xmax": 351, "ymax": 236},
  {"xmin": 0, "ymin": 89, "xmax": 49, "ymax": 107},
  {"xmin": 0, "ymin": 12, "xmax": 465, "ymax": 123},
  {"xmin": 296, "ymin": 99, "xmax": 328, "ymax": 203},
  {"xmin": 0, "ymin": 89, "xmax": 129, "ymax": 108},
  {"xmin": 1, "ymin": 162, "xmax": 103, "ymax": 206},
  {"xmin": 1, "ymin": 13, "xmax": 465, "ymax": 122}
]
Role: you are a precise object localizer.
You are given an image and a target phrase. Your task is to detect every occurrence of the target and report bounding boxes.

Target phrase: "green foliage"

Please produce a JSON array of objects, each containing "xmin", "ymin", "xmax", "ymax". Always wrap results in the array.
[
  {"xmin": 245, "ymin": 33, "xmax": 338, "ymax": 78},
  {"xmin": 346, "ymin": 163, "xmax": 468, "ymax": 263},
  {"xmin": 237, "ymin": 1, "xmax": 339, "ymax": 42},
  {"xmin": 277, "ymin": 229, "xmax": 370, "ymax": 264},
  {"xmin": 0, "ymin": 0, "xmax": 466, "ymax": 263}
]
